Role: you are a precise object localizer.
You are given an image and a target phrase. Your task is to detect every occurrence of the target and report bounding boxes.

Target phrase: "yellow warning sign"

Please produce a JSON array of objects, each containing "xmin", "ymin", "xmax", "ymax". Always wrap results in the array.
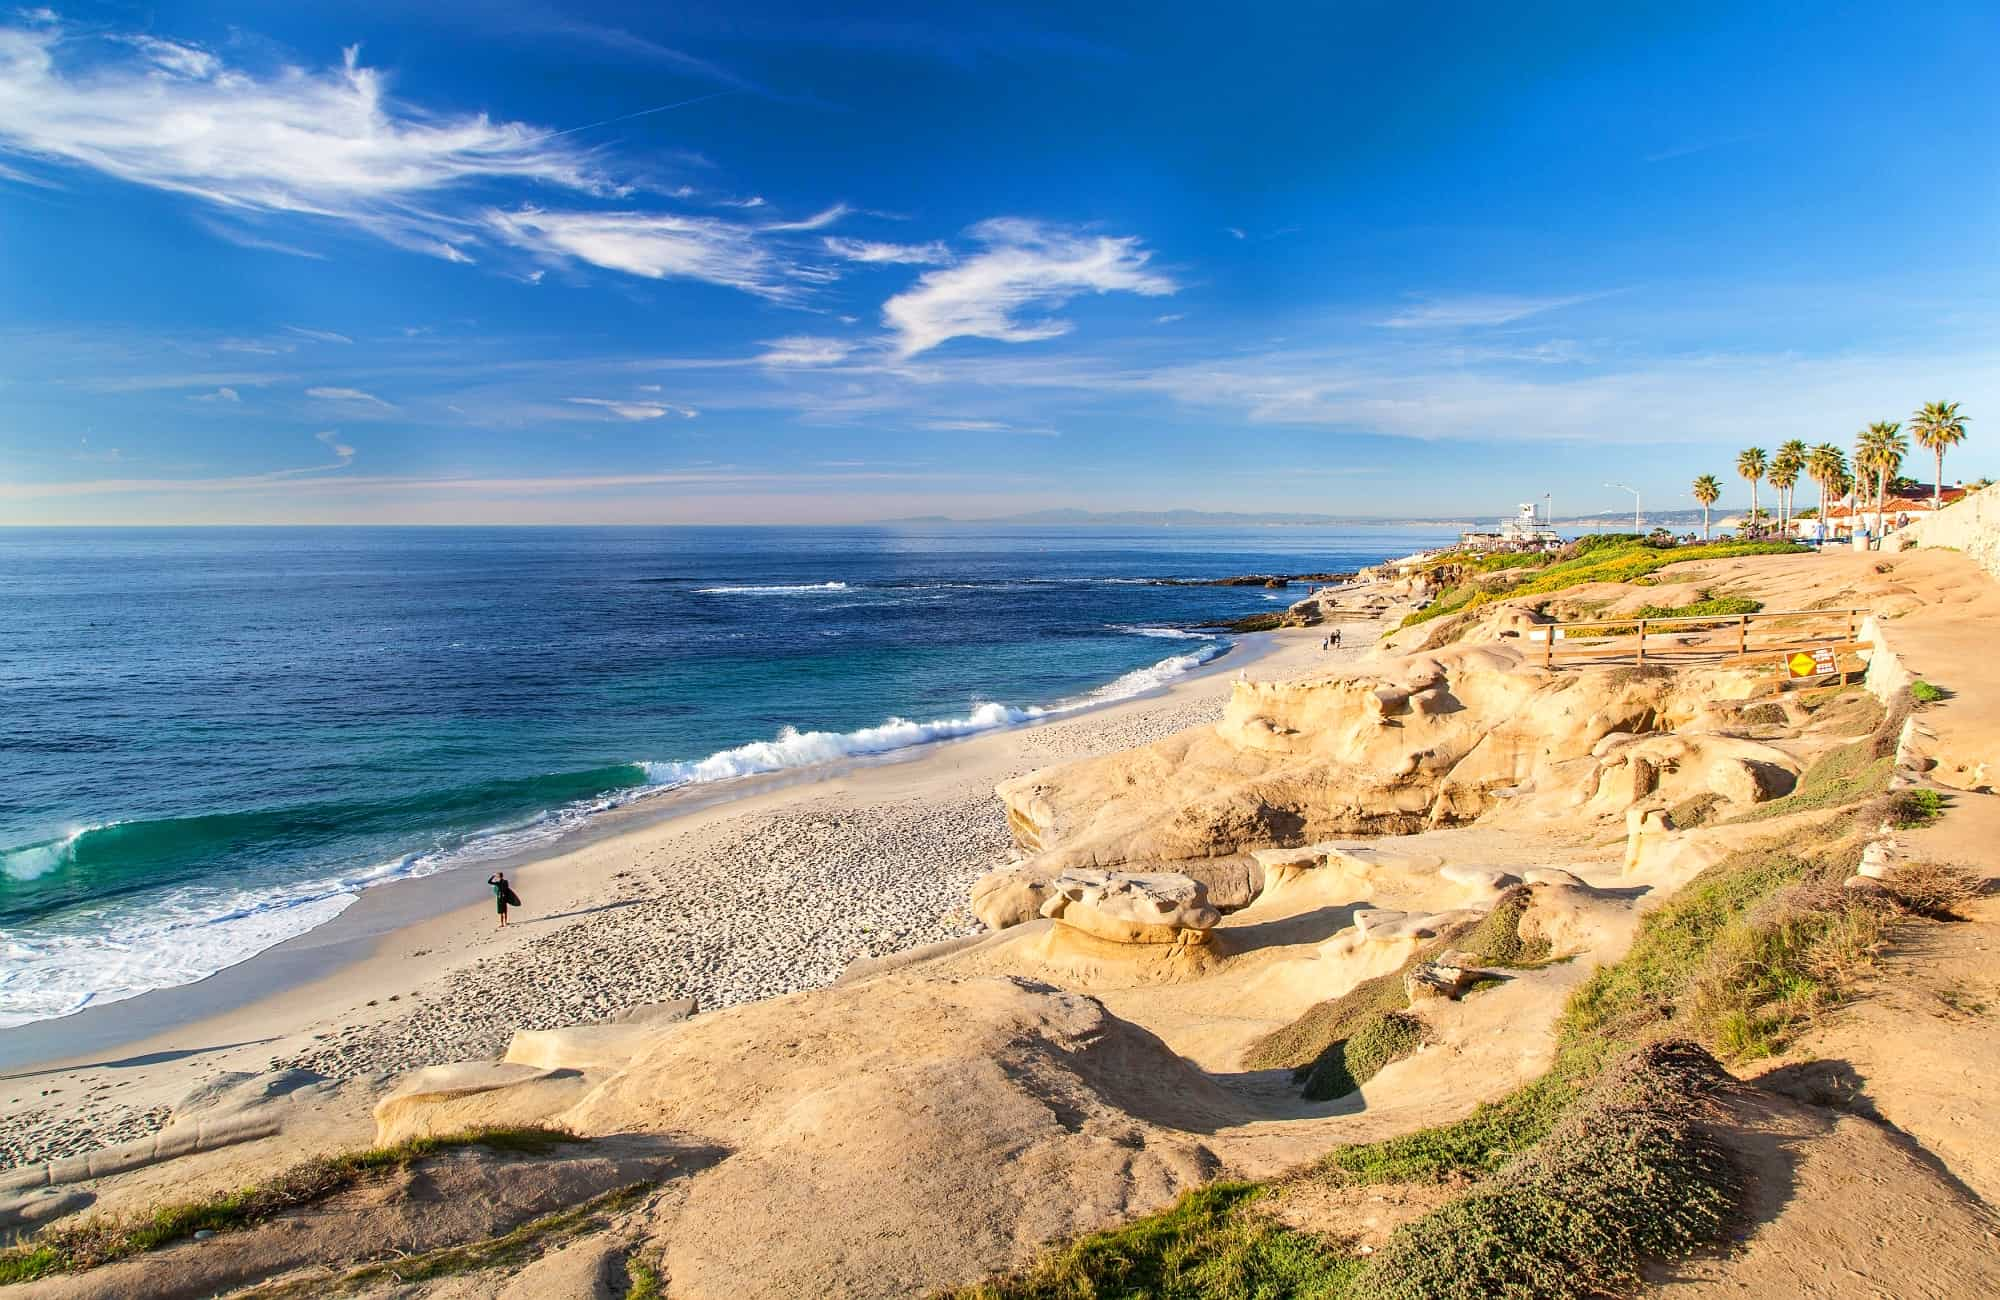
[{"xmin": 1788, "ymin": 646, "xmax": 1838, "ymax": 678}]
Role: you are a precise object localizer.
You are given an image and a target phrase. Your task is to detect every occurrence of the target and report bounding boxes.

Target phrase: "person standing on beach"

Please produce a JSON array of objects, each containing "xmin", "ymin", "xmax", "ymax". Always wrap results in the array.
[{"xmin": 487, "ymin": 871, "xmax": 519, "ymax": 929}]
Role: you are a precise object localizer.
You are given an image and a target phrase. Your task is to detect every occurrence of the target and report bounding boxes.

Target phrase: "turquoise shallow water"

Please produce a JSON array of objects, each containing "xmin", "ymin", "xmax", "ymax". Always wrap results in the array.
[{"xmin": 0, "ymin": 524, "xmax": 1450, "ymax": 1026}]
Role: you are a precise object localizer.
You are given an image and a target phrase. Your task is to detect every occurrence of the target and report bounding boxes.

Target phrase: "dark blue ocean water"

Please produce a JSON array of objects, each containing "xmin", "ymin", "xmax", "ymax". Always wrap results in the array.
[{"xmin": 0, "ymin": 525, "xmax": 1449, "ymax": 1025}]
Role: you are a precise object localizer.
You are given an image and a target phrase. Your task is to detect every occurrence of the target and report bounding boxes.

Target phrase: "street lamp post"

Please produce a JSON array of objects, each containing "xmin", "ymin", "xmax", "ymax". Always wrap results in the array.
[{"xmin": 1605, "ymin": 482, "xmax": 1642, "ymax": 532}]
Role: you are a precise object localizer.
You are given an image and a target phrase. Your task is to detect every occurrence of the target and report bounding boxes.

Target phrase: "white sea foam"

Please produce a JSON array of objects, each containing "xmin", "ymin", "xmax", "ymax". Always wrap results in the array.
[
  {"xmin": 641, "ymin": 636, "xmax": 1227, "ymax": 789},
  {"xmin": 0, "ymin": 788, "xmax": 663, "ymax": 1028},
  {"xmin": 695, "ymin": 581, "xmax": 849, "ymax": 594},
  {"xmin": 1110, "ymin": 624, "xmax": 1216, "ymax": 640},
  {"xmin": 0, "ymin": 825, "xmax": 100, "ymax": 882}
]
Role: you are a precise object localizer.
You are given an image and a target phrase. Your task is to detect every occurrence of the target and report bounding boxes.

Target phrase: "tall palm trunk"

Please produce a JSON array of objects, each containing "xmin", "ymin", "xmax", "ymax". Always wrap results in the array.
[
  {"xmin": 1935, "ymin": 448, "xmax": 1945, "ymax": 513},
  {"xmin": 1749, "ymin": 479, "xmax": 1759, "ymax": 537},
  {"xmin": 1702, "ymin": 503, "xmax": 1710, "ymax": 541},
  {"xmin": 1876, "ymin": 470, "xmax": 1887, "ymax": 536}
]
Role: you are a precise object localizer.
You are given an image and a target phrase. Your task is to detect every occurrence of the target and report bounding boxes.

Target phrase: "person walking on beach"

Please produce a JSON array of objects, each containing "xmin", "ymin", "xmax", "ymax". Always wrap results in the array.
[
  {"xmin": 1332, "ymin": 628, "xmax": 1342, "ymax": 649},
  {"xmin": 487, "ymin": 871, "xmax": 520, "ymax": 929}
]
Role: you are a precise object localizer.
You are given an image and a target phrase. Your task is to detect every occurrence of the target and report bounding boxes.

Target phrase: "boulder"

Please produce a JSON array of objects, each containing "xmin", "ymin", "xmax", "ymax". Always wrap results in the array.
[
  {"xmin": 505, "ymin": 1022, "xmax": 673, "ymax": 1072},
  {"xmin": 1707, "ymin": 757, "xmax": 1792, "ymax": 805},
  {"xmin": 971, "ymin": 869, "xmax": 1056, "ymax": 931},
  {"xmin": 606, "ymin": 997, "xmax": 697, "ymax": 1026},
  {"xmin": 1405, "ymin": 958, "xmax": 1482, "ymax": 1002},
  {"xmin": 1038, "ymin": 870, "xmax": 1220, "ymax": 945},
  {"xmin": 374, "ymin": 1062, "xmax": 594, "ymax": 1145}
]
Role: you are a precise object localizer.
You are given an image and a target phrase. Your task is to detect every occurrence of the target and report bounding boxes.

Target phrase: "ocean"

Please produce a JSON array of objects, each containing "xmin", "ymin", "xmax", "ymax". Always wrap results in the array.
[{"xmin": 0, "ymin": 524, "xmax": 1450, "ymax": 1028}]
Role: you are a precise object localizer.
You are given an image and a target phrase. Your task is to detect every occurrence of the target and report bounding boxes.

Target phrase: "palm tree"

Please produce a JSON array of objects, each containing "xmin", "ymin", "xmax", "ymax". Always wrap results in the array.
[
  {"xmin": 1691, "ymin": 474, "xmax": 1721, "ymax": 541},
  {"xmin": 1772, "ymin": 439, "xmax": 1808, "ymax": 533},
  {"xmin": 1736, "ymin": 447, "xmax": 1767, "ymax": 537},
  {"xmin": 1855, "ymin": 421, "xmax": 1908, "ymax": 537},
  {"xmin": 1807, "ymin": 442, "xmax": 1847, "ymax": 527},
  {"xmin": 1909, "ymin": 400, "xmax": 1969, "ymax": 513}
]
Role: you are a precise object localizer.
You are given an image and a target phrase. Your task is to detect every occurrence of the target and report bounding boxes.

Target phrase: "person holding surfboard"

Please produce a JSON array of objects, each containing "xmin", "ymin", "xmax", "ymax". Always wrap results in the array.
[{"xmin": 488, "ymin": 872, "xmax": 522, "ymax": 929}]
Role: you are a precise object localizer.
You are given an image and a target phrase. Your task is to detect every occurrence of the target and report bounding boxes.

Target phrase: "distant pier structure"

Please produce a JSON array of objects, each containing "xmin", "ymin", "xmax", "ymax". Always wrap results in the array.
[{"xmin": 1461, "ymin": 502, "xmax": 1562, "ymax": 552}]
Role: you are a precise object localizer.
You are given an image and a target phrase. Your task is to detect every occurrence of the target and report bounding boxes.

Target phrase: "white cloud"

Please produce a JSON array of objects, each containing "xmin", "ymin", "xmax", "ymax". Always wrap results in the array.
[
  {"xmin": 0, "ymin": 155, "xmax": 56, "ymax": 187},
  {"xmin": 1380, "ymin": 294, "xmax": 1599, "ymax": 329},
  {"xmin": 219, "ymin": 338, "xmax": 293, "ymax": 355},
  {"xmin": 1225, "ymin": 226, "xmax": 1246, "ymax": 240},
  {"xmin": 307, "ymin": 385, "xmax": 391, "ymax": 406},
  {"xmin": 881, "ymin": 218, "xmax": 1177, "ymax": 357},
  {"xmin": 485, "ymin": 207, "xmax": 797, "ymax": 299},
  {"xmin": 111, "ymin": 34, "xmax": 218, "ymax": 80},
  {"xmin": 285, "ymin": 326, "xmax": 352, "ymax": 344},
  {"xmin": 567, "ymin": 396, "xmax": 698, "ymax": 420},
  {"xmin": 314, "ymin": 429, "xmax": 355, "ymax": 464},
  {"xmin": 756, "ymin": 336, "xmax": 855, "ymax": 367},
  {"xmin": 1128, "ymin": 344, "xmax": 2000, "ymax": 446},
  {"xmin": 918, "ymin": 418, "xmax": 1060, "ymax": 436},
  {"xmin": 1155, "ymin": 313, "xmax": 1186, "ymax": 324},
  {"xmin": 0, "ymin": 24, "xmax": 612, "ymax": 255},
  {"xmin": 760, "ymin": 203, "xmax": 849, "ymax": 232},
  {"xmin": 823, "ymin": 236, "xmax": 952, "ymax": 265},
  {"xmin": 193, "ymin": 216, "xmax": 326, "ymax": 259},
  {"xmin": 193, "ymin": 386, "xmax": 240, "ymax": 402}
]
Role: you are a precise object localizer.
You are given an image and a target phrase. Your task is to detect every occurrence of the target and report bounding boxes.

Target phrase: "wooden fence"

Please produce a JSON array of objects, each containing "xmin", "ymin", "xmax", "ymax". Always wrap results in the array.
[{"xmin": 1529, "ymin": 607, "xmax": 1870, "ymax": 672}]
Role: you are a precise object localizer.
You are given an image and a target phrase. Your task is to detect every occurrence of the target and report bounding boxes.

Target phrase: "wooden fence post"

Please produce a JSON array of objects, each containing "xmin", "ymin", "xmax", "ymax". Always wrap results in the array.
[
  {"xmin": 1545, "ymin": 624, "xmax": 1554, "ymax": 669},
  {"xmin": 1738, "ymin": 614, "xmax": 1748, "ymax": 655},
  {"xmin": 1636, "ymin": 619, "xmax": 1646, "ymax": 665}
]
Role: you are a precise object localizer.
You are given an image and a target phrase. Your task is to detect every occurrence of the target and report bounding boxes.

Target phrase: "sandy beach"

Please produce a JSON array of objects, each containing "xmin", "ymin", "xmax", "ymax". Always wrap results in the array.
[{"xmin": 0, "ymin": 623, "xmax": 1357, "ymax": 1169}]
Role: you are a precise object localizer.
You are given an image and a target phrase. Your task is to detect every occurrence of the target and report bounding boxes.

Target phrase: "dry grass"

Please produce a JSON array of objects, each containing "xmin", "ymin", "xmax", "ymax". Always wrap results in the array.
[
  {"xmin": 1881, "ymin": 861, "xmax": 1986, "ymax": 920},
  {"xmin": 0, "ymin": 1126, "xmax": 586, "ymax": 1283}
]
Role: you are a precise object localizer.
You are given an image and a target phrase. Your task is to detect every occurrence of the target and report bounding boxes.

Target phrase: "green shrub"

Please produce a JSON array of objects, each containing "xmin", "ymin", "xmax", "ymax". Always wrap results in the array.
[
  {"xmin": 1727, "ymin": 740, "xmax": 1892, "ymax": 824},
  {"xmin": 1562, "ymin": 844, "xmax": 1814, "ymax": 1050},
  {"xmin": 1349, "ymin": 1042, "xmax": 1736, "ymax": 1300},
  {"xmin": 1316, "ymin": 1074, "xmax": 1579, "ymax": 1185},
  {"xmin": 1399, "ymin": 540, "xmax": 1800, "ymax": 630},
  {"xmin": 1300, "ymin": 1012, "xmax": 1425, "ymax": 1101},
  {"xmin": 1891, "ymin": 787, "xmax": 1945, "ymax": 828},
  {"xmin": 951, "ymin": 1182, "xmax": 1360, "ymax": 1300},
  {"xmin": 1245, "ymin": 968, "xmax": 1413, "ymax": 1074},
  {"xmin": 1454, "ymin": 885, "xmax": 1552, "ymax": 966},
  {"xmin": 1910, "ymin": 679, "xmax": 1945, "ymax": 705}
]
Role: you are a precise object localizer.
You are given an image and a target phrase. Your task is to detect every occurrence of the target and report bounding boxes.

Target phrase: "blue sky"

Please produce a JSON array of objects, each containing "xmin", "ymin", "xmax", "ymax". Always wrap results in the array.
[{"xmin": 2, "ymin": 1, "xmax": 1995, "ymax": 524}]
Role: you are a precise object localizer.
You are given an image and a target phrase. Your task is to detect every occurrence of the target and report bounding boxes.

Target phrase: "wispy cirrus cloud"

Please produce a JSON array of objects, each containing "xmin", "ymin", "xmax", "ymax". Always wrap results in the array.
[
  {"xmin": 286, "ymin": 326, "xmax": 353, "ymax": 344},
  {"xmin": 192, "ymin": 386, "xmax": 240, "ymax": 403},
  {"xmin": 191, "ymin": 215, "xmax": 327, "ymax": 260},
  {"xmin": 1379, "ymin": 293, "xmax": 1602, "ymax": 329},
  {"xmin": 485, "ymin": 207, "xmax": 803, "ymax": 300},
  {"xmin": 307, "ymin": 385, "xmax": 392, "ymax": 406},
  {"xmin": 756, "ymin": 336, "xmax": 856, "ymax": 366},
  {"xmin": 314, "ymin": 429, "xmax": 355, "ymax": 465},
  {"xmin": 882, "ymin": 218, "xmax": 1177, "ymax": 357},
  {"xmin": 823, "ymin": 236, "xmax": 953, "ymax": 265},
  {"xmin": 919, "ymin": 418, "xmax": 1059, "ymax": 436},
  {"xmin": 759, "ymin": 203, "xmax": 849, "ymax": 232},
  {"xmin": 0, "ymin": 22, "xmax": 613, "ymax": 258},
  {"xmin": 567, "ymin": 396, "xmax": 699, "ymax": 420}
]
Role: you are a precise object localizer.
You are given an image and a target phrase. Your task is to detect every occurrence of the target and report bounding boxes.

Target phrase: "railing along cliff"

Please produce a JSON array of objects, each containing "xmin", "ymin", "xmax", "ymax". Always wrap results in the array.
[{"xmin": 1531, "ymin": 606, "xmax": 1870, "ymax": 684}]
